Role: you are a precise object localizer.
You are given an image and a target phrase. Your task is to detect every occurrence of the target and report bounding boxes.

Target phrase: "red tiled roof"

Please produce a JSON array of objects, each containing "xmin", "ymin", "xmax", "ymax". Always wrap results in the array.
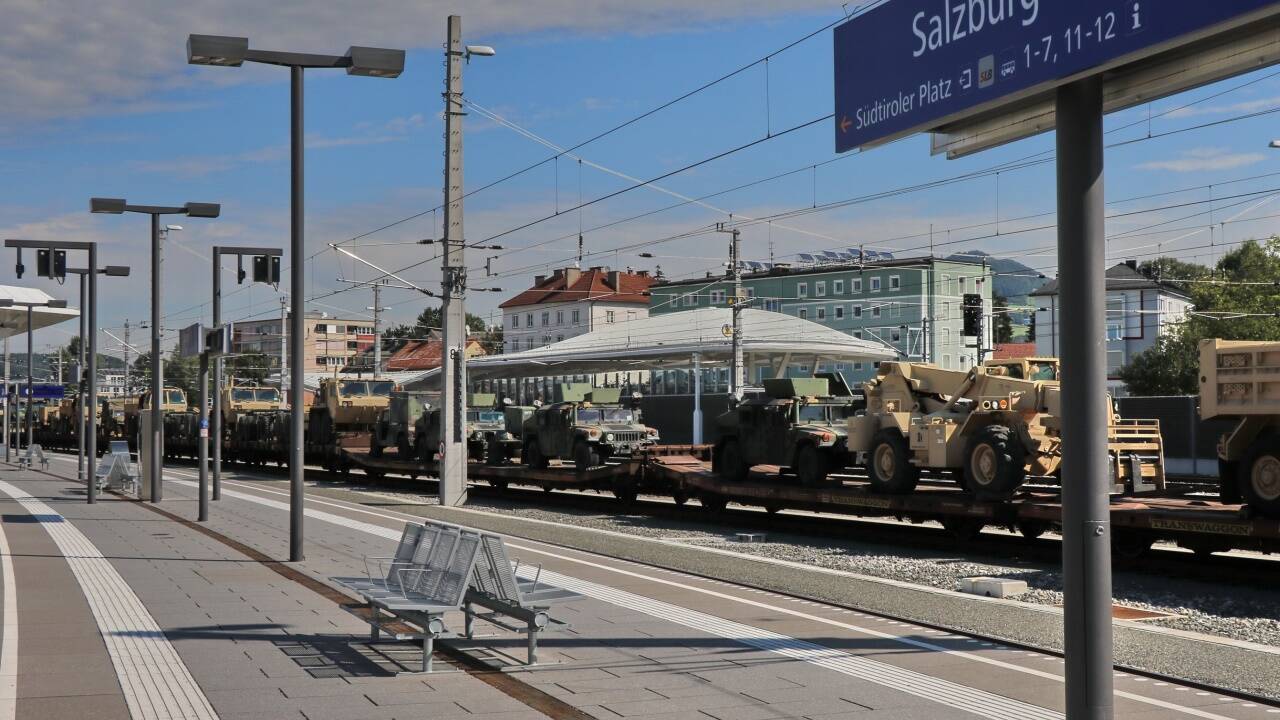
[
  {"xmin": 992, "ymin": 342, "xmax": 1037, "ymax": 359},
  {"xmin": 385, "ymin": 338, "xmax": 485, "ymax": 371},
  {"xmin": 499, "ymin": 267, "xmax": 653, "ymax": 309}
]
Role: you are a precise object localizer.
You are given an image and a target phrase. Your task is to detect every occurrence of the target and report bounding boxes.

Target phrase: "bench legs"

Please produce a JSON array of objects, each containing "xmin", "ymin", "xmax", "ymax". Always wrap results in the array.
[
  {"xmin": 422, "ymin": 632, "xmax": 434, "ymax": 673},
  {"xmin": 464, "ymin": 602, "xmax": 475, "ymax": 640},
  {"xmin": 527, "ymin": 622, "xmax": 538, "ymax": 665}
]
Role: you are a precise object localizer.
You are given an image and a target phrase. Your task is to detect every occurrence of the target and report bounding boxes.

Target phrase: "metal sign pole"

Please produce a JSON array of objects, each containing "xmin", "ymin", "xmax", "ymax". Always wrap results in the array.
[
  {"xmin": 86, "ymin": 246, "xmax": 98, "ymax": 504},
  {"xmin": 150, "ymin": 213, "xmax": 163, "ymax": 502},
  {"xmin": 77, "ymin": 271, "xmax": 86, "ymax": 482},
  {"xmin": 211, "ymin": 249, "xmax": 222, "ymax": 501},
  {"xmin": 289, "ymin": 64, "xmax": 306, "ymax": 561},
  {"xmin": 198, "ymin": 349, "xmax": 209, "ymax": 522},
  {"xmin": 1056, "ymin": 75, "xmax": 1113, "ymax": 720}
]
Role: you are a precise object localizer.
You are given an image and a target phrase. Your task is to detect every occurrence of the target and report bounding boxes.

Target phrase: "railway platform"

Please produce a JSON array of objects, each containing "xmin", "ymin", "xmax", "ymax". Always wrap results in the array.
[{"xmin": 3, "ymin": 455, "xmax": 1278, "ymax": 720}]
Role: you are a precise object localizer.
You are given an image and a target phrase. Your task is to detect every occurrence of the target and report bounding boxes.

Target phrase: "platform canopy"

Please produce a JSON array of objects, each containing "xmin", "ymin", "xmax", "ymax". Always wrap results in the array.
[
  {"xmin": 0, "ymin": 285, "xmax": 79, "ymax": 340},
  {"xmin": 404, "ymin": 307, "xmax": 896, "ymax": 390}
]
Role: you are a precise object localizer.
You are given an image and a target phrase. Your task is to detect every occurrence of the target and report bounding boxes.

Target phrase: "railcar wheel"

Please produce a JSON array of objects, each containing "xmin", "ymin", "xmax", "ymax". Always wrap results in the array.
[
  {"xmin": 716, "ymin": 439, "xmax": 749, "ymax": 482},
  {"xmin": 1241, "ymin": 434, "xmax": 1280, "ymax": 517},
  {"xmin": 700, "ymin": 493, "xmax": 728, "ymax": 513},
  {"xmin": 940, "ymin": 516, "xmax": 985, "ymax": 542},
  {"xmin": 1016, "ymin": 521, "xmax": 1049, "ymax": 541},
  {"xmin": 526, "ymin": 441, "xmax": 549, "ymax": 470},
  {"xmin": 866, "ymin": 429, "xmax": 918, "ymax": 494},
  {"xmin": 396, "ymin": 432, "xmax": 411, "ymax": 459},
  {"xmin": 963, "ymin": 425, "xmax": 1026, "ymax": 500}
]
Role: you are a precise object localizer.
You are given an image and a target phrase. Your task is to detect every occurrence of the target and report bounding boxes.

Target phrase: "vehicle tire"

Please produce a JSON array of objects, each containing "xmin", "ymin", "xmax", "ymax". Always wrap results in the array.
[
  {"xmin": 612, "ymin": 481, "xmax": 638, "ymax": 505},
  {"xmin": 1111, "ymin": 529, "xmax": 1153, "ymax": 560},
  {"xmin": 573, "ymin": 440, "xmax": 599, "ymax": 473},
  {"xmin": 796, "ymin": 444, "xmax": 830, "ymax": 487},
  {"xmin": 488, "ymin": 478, "xmax": 509, "ymax": 490},
  {"xmin": 700, "ymin": 493, "xmax": 728, "ymax": 513},
  {"xmin": 963, "ymin": 425, "xmax": 1026, "ymax": 500},
  {"xmin": 716, "ymin": 439, "xmax": 750, "ymax": 482},
  {"xmin": 1240, "ymin": 434, "xmax": 1280, "ymax": 517},
  {"xmin": 526, "ymin": 441, "xmax": 549, "ymax": 470},
  {"xmin": 396, "ymin": 432, "xmax": 411, "ymax": 459},
  {"xmin": 1219, "ymin": 458, "xmax": 1241, "ymax": 504},
  {"xmin": 865, "ymin": 429, "xmax": 918, "ymax": 494},
  {"xmin": 486, "ymin": 443, "xmax": 504, "ymax": 466},
  {"xmin": 1017, "ymin": 521, "xmax": 1049, "ymax": 541},
  {"xmin": 940, "ymin": 516, "xmax": 985, "ymax": 542}
]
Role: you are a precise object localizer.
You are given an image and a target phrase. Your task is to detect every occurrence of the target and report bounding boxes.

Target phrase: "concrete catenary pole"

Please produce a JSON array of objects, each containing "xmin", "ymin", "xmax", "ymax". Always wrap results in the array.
[
  {"xmin": 149, "ymin": 215, "xmax": 164, "ymax": 502},
  {"xmin": 372, "ymin": 281, "xmax": 382, "ymax": 378},
  {"xmin": 439, "ymin": 14, "xmax": 469, "ymax": 507},
  {"xmin": 1056, "ymin": 75, "xmax": 1114, "ymax": 720},
  {"xmin": 730, "ymin": 228, "xmax": 744, "ymax": 402}
]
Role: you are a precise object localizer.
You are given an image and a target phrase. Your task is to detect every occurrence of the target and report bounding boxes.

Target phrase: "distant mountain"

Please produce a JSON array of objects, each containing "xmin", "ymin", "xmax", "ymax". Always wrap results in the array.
[{"xmin": 946, "ymin": 250, "xmax": 1046, "ymax": 300}]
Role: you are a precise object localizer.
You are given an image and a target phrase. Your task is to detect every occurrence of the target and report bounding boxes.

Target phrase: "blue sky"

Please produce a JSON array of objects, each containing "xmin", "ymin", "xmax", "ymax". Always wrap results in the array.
[{"xmin": 5, "ymin": 1, "xmax": 1280, "ymax": 359}]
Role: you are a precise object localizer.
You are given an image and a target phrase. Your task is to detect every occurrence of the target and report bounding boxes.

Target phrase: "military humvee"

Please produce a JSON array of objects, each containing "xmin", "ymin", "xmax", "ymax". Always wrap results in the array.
[
  {"xmin": 308, "ymin": 378, "xmax": 394, "ymax": 446},
  {"xmin": 370, "ymin": 391, "xmax": 436, "ymax": 459},
  {"xmin": 713, "ymin": 374, "xmax": 862, "ymax": 486},
  {"xmin": 521, "ymin": 384, "xmax": 658, "ymax": 471}
]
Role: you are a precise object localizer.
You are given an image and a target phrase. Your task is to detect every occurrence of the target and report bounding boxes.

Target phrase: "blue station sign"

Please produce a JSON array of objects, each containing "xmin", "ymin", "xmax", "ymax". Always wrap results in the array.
[{"xmin": 834, "ymin": 0, "xmax": 1280, "ymax": 153}]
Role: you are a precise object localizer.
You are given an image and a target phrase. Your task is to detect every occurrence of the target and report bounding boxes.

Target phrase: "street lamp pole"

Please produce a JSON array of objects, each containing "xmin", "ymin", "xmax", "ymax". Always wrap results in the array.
[
  {"xmin": 188, "ymin": 33, "xmax": 404, "ymax": 562},
  {"xmin": 90, "ymin": 198, "xmax": 220, "ymax": 503},
  {"xmin": 77, "ymin": 271, "xmax": 86, "ymax": 481}
]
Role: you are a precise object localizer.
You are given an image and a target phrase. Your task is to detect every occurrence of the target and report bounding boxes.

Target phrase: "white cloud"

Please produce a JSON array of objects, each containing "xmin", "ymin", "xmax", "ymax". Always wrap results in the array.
[
  {"xmin": 1136, "ymin": 147, "xmax": 1266, "ymax": 173},
  {"xmin": 1161, "ymin": 96, "xmax": 1280, "ymax": 119},
  {"xmin": 131, "ymin": 131, "xmax": 410, "ymax": 177},
  {"xmin": 0, "ymin": 0, "xmax": 831, "ymax": 124}
]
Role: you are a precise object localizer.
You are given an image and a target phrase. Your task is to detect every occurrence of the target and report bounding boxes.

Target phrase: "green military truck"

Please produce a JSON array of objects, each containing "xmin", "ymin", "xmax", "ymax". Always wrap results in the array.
[
  {"xmin": 521, "ymin": 384, "xmax": 659, "ymax": 471},
  {"xmin": 713, "ymin": 374, "xmax": 862, "ymax": 486},
  {"xmin": 370, "ymin": 391, "xmax": 436, "ymax": 459}
]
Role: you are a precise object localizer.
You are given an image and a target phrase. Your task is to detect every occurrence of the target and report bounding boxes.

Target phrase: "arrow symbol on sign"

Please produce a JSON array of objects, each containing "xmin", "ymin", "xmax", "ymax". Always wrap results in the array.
[{"xmin": 839, "ymin": 115, "xmax": 852, "ymax": 133}]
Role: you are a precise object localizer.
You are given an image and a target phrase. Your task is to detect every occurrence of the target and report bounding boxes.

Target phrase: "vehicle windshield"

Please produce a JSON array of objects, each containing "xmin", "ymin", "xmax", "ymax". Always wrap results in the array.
[
  {"xmin": 338, "ymin": 381, "xmax": 368, "ymax": 397},
  {"xmin": 577, "ymin": 408, "xmax": 635, "ymax": 423},
  {"xmin": 1029, "ymin": 362, "xmax": 1057, "ymax": 381},
  {"xmin": 232, "ymin": 389, "xmax": 256, "ymax": 401},
  {"xmin": 255, "ymin": 389, "xmax": 281, "ymax": 402},
  {"xmin": 468, "ymin": 410, "xmax": 504, "ymax": 423},
  {"xmin": 797, "ymin": 404, "xmax": 831, "ymax": 423},
  {"xmin": 369, "ymin": 381, "xmax": 395, "ymax": 396},
  {"xmin": 166, "ymin": 390, "xmax": 185, "ymax": 405}
]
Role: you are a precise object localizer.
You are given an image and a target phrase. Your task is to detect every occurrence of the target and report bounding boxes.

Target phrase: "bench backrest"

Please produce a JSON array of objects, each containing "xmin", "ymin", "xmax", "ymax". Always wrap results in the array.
[
  {"xmin": 406, "ymin": 529, "xmax": 480, "ymax": 607},
  {"xmin": 472, "ymin": 533, "xmax": 524, "ymax": 606},
  {"xmin": 386, "ymin": 523, "xmax": 425, "ymax": 585},
  {"xmin": 109, "ymin": 440, "xmax": 130, "ymax": 457}
]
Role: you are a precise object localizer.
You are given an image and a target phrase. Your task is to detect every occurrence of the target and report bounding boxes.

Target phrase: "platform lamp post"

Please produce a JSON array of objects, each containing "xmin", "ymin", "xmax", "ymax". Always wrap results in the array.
[
  {"xmin": 187, "ymin": 34, "xmax": 404, "ymax": 562},
  {"xmin": 90, "ymin": 198, "xmax": 219, "ymax": 504},
  {"xmin": 210, "ymin": 246, "xmax": 282, "ymax": 503},
  {"xmin": 64, "ymin": 265, "xmax": 132, "ymax": 486}
]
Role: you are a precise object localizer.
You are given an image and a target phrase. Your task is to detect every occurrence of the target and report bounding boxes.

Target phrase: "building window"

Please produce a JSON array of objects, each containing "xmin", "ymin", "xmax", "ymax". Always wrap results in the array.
[
  {"xmin": 710, "ymin": 289, "xmax": 726, "ymax": 304},
  {"xmin": 892, "ymin": 302, "xmax": 901, "ymax": 318},
  {"xmin": 745, "ymin": 288, "xmax": 756, "ymax": 298},
  {"xmin": 799, "ymin": 309, "xmax": 808, "ymax": 320},
  {"xmin": 943, "ymin": 354, "xmax": 951, "ymax": 369},
  {"xmin": 525, "ymin": 313, "xmax": 533, "ymax": 328},
  {"xmin": 572, "ymin": 309, "xmax": 581, "ymax": 324},
  {"xmin": 797, "ymin": 282, "xmax": 808, "ymax": 298},
  {"xmin": 542, "ymin": 334, "xmax": 552, "ymax": 346},
  {"xmin": 526, "ymin": 337, "xmax": 534, "ymax": 350},
  {"xmin": 834, "ymin": 279, "xmax": 844, "ymax": 295},
  {"xmin": 815, "ymin": 281, "xmax": 826, "ymax": 297},
  {"xmin": 891, "ymin": 329, "xmax": 901, "ymax": 343},
  {"xmin": 687, "ymin": 293, "xmax": 698, "ymax": 306},
  {"xmin": 854, "ymin": 361, "xmax": 864, "ymax": 370},
  {"xmin": 510, "ymin": 339, "xmax": 519, "ymax": 352},
  {"xmin": 606, "ymin": 310, "xmax": 616, "ymax": 323},
  {"xmin": 870, "ymin": 277, "xmax": 882, "ymax": 292},
  {"xmin": 853, "ymin": 304, "xmax": 863, "ymax": 318},
  {"xmin": 852, "ymin": 277, "xmax": 862, "ymax": 294},
  {"xmin": 816, "ymin": 307, "xmax": 826, "ymax": 320},
  {"xmin": 942, "ymin": 328, "xmax": 951, "ymax": 346},
  {"xmin": 541, "ymin": 311, "xmax": 550, "ymax": 326},
  {"xmin": 764, "ymin": 299, "xmax": 780, "ymax": 312},
  {"xmin": 959, "ymin": 276, "xmax": 967, "ymax": 293},
  {"xmin": 556, "ymin": 310, "xmax": 564, "ymax": 325},
  {"xmin": 889, "ymin": 275, "xmax": 901, "ymax": 291},
  {"xmin": 942, "ymin": 274, "xmax": 951, "ymax": 293},
  {"xmin": 510, "ymin": 315, "xmax": 518, "ymax": 329},
  {"xmin": 835, "ymin": 306, "xmax": 845, "ymax": 319},
  {"xmin": 854, "ymin": 331, "xmax": 863, "ymax": 339},
  {"xmin": 942, "ymin": 301, "xmax": 952, "ymax": 320},
  {"xmin": 872, "ymin": 305, "xmax": 881, "ymax": 319}
]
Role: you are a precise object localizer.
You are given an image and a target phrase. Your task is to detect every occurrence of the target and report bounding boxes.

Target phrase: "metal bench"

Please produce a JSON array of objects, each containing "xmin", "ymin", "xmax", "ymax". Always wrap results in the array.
[
  {"xmin": 337, "ymin": 526, "xmax": 481, "ymax": 673},
  {"xmin": 96, "ymin": 442, "xmax": 139, "ymax": 494},
  {"xmin": 462, "ymin": 531, "xmax": 577, "ymax": 665},
  {"xmin": 332, "ymin": 522, "xmax": 428, "ymax": 597},
  {"xmin": 17, "ymin": 444, "xmax": 48, "ymax": 471}
]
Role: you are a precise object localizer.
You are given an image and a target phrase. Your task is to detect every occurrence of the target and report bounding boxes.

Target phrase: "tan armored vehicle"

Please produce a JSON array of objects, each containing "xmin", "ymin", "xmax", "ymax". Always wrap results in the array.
[
  {"xmin": 1199, "ymin": 339, "xmax": 1280, "ymax": 515},
  {"xmin": 222, "ymin": 383, "xmax": 285, "ymax": 427},
  {"xmin": 848, "ymin": 359, "xmax": 1165, "ymax": 499},
  {"xmin": 308, "ymin": 377, "xmax": 394, "ymax": 446}
]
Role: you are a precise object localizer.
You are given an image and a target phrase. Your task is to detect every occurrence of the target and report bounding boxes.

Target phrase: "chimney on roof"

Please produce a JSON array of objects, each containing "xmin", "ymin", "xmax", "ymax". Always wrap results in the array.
[
  {"xmin": 608, "ymin": 270, "xmax": 622, "ymax": 288},
  {"xmin": 564, "ymin": 266, "xmax": 581, "ymax": 285},
  {"xmin": 552, "ymin": 268, "xmax": 564, "ymax": 279},
  {"xmin": 636, "ymin": 270, "xmax": 649, "ymax": 278},
  {"xmin": 1124, "ymin": 259, "xmax": 1137, "ymax": 270},
  {"xmin": 533, "ymin": 275, "xmax": 546, "ymax": 285}
]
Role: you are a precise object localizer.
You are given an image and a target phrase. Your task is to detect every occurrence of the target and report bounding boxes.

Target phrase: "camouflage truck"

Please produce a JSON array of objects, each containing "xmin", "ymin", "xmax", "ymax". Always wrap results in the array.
[
  {"xmin": 521, "ymin": 384, "xmax": 658, "ymax": 471},
  {"xmin": 408, "ymin": 393, "xmax": 515, "ymax": 464},
  {"xmin": 222, "ymin": 383, "xmax": 285, "ymax": 428},
  {"xmin": 713, "ymin": 374, "xmax": 862, "ymax": 486},
  {"xmin": 307, "ymin": 378, "xmax": 394, "ymax": 447}
]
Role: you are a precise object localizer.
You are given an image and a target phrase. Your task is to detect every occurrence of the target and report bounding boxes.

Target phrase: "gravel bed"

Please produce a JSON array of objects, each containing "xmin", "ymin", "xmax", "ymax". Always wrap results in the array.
[{"xmin": 331, "ymin": 484, "xmax": 1280, "ymax": 649}]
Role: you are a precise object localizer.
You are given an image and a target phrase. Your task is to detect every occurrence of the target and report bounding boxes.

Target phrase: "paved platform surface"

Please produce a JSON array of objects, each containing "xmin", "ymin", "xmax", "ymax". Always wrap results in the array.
[{"xmin": 5, "ymin": 453, "xmax": 1279, "ymax": 720}]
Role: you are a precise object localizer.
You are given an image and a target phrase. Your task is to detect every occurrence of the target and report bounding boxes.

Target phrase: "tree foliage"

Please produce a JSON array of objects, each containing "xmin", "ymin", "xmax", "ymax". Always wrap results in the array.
[
  {"xmin": 992, "ymin": 294, "xmax": 1014, "ymax": 344},
  {"xmin": 1119, "ymin": 238, "xmax": 1280, "ymax": 395}
]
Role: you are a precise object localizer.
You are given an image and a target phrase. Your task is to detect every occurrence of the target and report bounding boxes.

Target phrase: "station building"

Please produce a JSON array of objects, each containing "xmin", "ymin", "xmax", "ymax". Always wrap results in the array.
[
  {"xmin": 232, "ymin": 312, "xmax": 375, "ymax": 375},
  {"xmin": 648, "ymin": 254, "xmax": 994, "ymax": 385}
]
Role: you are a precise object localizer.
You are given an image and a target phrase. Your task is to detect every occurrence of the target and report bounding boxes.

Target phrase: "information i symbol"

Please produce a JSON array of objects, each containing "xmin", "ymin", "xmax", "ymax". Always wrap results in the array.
[{"xmin": 1131, "ymin": 2, "xmax": 1142, "ymax": 30}]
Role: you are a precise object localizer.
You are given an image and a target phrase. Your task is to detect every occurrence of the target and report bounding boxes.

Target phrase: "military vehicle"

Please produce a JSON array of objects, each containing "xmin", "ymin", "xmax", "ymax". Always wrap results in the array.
[
  {"xmin": 847, "ymin": 359, "xmax": 1164, "ymax": 499},
  {"xmin": 370, "ymin": 391, "xmax": 436, "ymax": 459},
  {"xmin": 521, "ymin": 384, "xmax": 658, "ymax": 471},
  {"xmin": 713, "ymin": 374, "xmax": 862, "ymax": 486},
  {"xmin": 222, "ymin": 383, "xmax": 285, "ymax": 427},
  {"xmin": 124, "ymin": 387, "xmax": 188, "ymax": 443},
  {"xmin": 402, "ymin": 392, "xmax": 516, "ymax": 464},
  {"xmin": 1199, "ymin": 339, "xmax": 1280, "ymax": 515},
  {"xmin": 308, "ymin": 377, "xmax": 394, "ymax": 446}
]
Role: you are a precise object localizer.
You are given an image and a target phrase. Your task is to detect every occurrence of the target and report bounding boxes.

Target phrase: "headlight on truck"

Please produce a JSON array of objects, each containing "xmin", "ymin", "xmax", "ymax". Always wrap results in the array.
[{"xmin": 605, "ymin": 433, "xmax": 614, "ymax": 442}]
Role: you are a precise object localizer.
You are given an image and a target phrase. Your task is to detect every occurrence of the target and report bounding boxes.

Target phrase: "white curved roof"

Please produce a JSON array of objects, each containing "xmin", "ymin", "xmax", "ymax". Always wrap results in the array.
[
  {"xmin": 0, "ymin": 285, "xmax": 80, "ymax": 340},
  {"xmin": 403, "ymin": 308, "xmax": 895, "ymax": 389}
]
